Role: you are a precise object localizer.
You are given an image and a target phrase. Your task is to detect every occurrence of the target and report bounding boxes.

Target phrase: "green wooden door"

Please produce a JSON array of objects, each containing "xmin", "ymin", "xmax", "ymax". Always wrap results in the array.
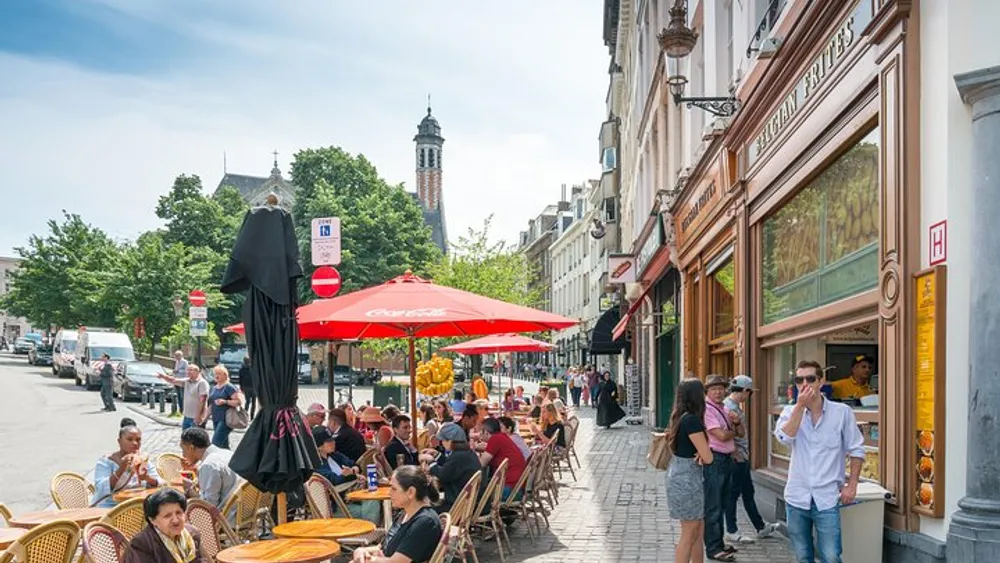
[{"xmin": 656, "ymin": 330, "xmax": 678, "ymax": 429}]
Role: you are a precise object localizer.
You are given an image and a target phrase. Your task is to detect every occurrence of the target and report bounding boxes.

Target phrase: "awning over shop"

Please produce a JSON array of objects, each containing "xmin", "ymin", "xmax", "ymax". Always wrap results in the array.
[
  {"xmin": 612, "ymin": 282, "xmax": 655, "ymax": 341},
  {"xmin": 590, "ymin": 307, "xmax": 627, "ymax": 355}
]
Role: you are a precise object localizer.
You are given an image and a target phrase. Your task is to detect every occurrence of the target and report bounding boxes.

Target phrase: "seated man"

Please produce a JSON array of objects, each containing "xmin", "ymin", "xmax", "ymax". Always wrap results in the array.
[
  {"xmin": 383, "ymin": 414, "xmax": 419, "ymax": 469},
  {"xmin": 311, "ymin": 426, "xmax": 358, "ymax": 486},
  {"xmin": 179, "ymin": 427, "xmax": 242, "ymax": 510}
]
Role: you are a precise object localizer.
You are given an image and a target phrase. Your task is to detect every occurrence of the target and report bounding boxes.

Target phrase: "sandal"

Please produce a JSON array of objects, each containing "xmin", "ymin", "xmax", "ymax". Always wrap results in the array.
[
  {"xmin": 723, "ymin": 545, "xmax": 738, "ymax": 553},
  {"xmin": 709, "ymin": 552, "xmax": 736, "ymax": 562}
]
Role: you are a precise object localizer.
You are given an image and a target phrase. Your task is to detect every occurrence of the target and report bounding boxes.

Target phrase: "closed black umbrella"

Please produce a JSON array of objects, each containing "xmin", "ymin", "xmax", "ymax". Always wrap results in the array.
[{"xmin": 220, "ymin": 199, "xmax": 319, "ymax": 494}]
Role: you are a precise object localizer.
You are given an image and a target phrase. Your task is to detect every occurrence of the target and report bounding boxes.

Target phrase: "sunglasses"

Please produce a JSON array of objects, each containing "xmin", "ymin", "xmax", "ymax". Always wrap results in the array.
[{"xmin": 793, "ymin": 375, "xmax": 819, "ymax": 385}]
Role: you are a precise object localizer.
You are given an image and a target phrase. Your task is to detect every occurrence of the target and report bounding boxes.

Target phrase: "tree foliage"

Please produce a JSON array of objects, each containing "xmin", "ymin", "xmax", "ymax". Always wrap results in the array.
[
  {"xmin": 290, "ymin": 147, "xmax": 440, "ymax": 300},
  {"xmin": 2, "ymin": 212, "xmax": 121, "ymax": 330}
]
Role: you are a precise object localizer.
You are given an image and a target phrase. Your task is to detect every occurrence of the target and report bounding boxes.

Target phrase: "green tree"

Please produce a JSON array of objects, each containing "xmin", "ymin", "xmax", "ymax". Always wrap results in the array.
[
  {"xmin": 104, "ymin": 232, "xmax": 229, "ymax": 358},
  {"xmin": 290, "ymin": 147, "xmax": 440, "ymax": 301},
  {"xmin": 2, "ymin": 212, "xmax": 121, "ymax": 329}
]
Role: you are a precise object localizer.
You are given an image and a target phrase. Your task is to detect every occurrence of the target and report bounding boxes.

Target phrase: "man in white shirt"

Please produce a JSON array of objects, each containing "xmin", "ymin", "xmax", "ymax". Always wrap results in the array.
[{"xmin": 775, "ymin": 360, "xmax": 865, "ymax": 563}]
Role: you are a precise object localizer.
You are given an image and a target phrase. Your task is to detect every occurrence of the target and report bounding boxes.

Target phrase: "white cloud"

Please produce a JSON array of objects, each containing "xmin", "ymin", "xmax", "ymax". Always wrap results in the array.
[{"xmin": 0, "ymin": 1, "xmax": 609, "ymax": 257}]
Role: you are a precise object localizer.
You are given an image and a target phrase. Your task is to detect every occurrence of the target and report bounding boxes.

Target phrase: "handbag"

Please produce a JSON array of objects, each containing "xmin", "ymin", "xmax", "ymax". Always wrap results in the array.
[
  {"xmin": 226, "ymin": 404, "xmax": 250, "ymax": 430},
  {"xmin": 647, "ymin": 431, "xmax": 672, "ymax": 470}
]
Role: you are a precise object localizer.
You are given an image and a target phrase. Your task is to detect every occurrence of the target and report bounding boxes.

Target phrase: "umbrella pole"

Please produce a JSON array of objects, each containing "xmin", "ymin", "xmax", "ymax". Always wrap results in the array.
[
  {"xmin": 408, "ymin": 336, "xmax": 419, "ymax": 444},
  {"xmin": 277, "ymin": 493, "xmax": 288, "ymax": 524}
]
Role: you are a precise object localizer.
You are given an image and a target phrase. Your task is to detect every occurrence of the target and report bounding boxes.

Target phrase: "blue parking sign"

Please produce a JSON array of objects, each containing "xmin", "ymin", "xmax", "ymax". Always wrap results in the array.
[{"xmin": 319, "ymin": 224, "xmax": 331, "ymax": 237}]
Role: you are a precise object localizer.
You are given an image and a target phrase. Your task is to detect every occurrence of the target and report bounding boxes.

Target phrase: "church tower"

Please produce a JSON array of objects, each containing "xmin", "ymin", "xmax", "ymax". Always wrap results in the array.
[
  {"xmin": 414, "ymin": 102, "xmax": 444, "ymax": 212},
  {"xmin": 414, "ymin": 100, "xmax": 448, "ymax": 254}
]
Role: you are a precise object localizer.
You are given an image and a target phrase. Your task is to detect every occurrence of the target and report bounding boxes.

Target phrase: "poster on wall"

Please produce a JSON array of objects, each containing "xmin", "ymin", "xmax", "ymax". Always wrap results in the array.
[{"xmin": 913, "ymin": 266, "xmax": 946, "ymax": 518}]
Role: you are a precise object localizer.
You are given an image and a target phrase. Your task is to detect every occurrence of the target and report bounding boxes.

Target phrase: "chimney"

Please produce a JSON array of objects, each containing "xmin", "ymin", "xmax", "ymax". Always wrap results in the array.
[{"xmin": 561, "ymin": 183, "xmax": 567, "ymax": 203}]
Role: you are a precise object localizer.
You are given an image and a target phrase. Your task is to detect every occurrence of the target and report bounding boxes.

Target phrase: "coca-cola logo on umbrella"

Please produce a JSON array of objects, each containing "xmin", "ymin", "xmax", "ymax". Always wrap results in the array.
[{"xmin": 366, "ymin": 308, "xmax": 448, "ymax": 318}]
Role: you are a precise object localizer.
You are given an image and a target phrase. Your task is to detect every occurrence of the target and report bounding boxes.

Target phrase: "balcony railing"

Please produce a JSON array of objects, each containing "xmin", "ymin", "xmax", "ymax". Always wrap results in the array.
[{"xmin": 746, "ymin": 0, "xmax": 787, "ymax": 59}]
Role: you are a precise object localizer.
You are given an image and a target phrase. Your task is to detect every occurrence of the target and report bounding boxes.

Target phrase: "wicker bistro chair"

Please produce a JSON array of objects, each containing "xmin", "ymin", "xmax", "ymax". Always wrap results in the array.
[
  {"xmin": 428, "ymin": 513, "xmax": 460, "ymax": 563},
  {"xmin": 0, "ymin": 519, "xmax": 81, "ymax": 563},
  {"xmin": 219, "ymin": 481, "xmax": 274, "ymax": 543},
  {"xmin": 445, "ymin": 471, "xmax": 483, "ymax": 563},
  {"xmin": 81, "ymin": 522, "xmax": 128, "ymax": 563},
  {"xmin": 99, "ymin": 498, "xmax": 145, "ymax": 541},
  {"xmin": 551, "ymin": 423, "xmax": 577, "ymax": 482},
  {"xmin": 564, "ymin": 416, "xmax": 581, "ymax": 469},
  {"xmin": 499, "ymin": 453, "xmax": 546, "ymax": 543},
  {"xmin": 154, "ymin": 454, "xmax": 184, "ymax": 485},
  {"xmin": 469, "ymin": 459, "xmax": 510, "ymax": 562},
  {"xmin": 302, "ymin": 474, "xmax": 384, "ymax": 549},
  {"xmin": 50, "ymin": 473, "xmax": 96, "ymax": 510},
  {"xmin": 0, "ymin": 503, "xmax": 12, "ymax": 526},
  {"xmin": 185, "ymin": 499, "xmax": 239, "ymax": 561}
]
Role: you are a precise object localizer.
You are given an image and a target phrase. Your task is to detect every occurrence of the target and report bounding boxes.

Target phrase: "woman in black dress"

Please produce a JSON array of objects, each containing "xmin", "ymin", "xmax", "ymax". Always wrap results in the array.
[{"xmin": 596, "ymin": 371, "xmax": 626, "ymax": 429}]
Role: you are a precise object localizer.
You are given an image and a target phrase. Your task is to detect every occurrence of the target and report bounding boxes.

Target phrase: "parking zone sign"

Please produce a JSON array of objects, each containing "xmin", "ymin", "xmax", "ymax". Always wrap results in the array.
[{"xmin": 311, "ymin": 217, "xmax": 341, "ymax": 266}]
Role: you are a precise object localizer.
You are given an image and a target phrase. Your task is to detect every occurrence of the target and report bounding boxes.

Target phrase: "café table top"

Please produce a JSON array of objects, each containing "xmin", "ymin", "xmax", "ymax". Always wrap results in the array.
[
  {"xmin": 272, "ymin": 518, "xmax": 377, "ymax": 540},
  {"xmin": 346, "ymin": 486, "xmax": 392, "ymax": 501},
  {"xmin": 215, "ymin": 538, "xmax": 340, "ymax": 563},
  {"xmin": 0, "ymin": 528, "xmax": 26, "ymax": 549},
  {"xmin": 113, "ymin": 485, "xmax": 181, "ymax": 502},
  {"xmin": 9, "ymin": 507, "xmax": 110, "ymax": 529}
]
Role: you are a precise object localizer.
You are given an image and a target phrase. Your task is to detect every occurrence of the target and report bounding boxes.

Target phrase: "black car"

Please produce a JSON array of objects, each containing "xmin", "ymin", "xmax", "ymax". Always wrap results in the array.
[
  {"xmin": 28, "ymin": 344, "xmax": 53, "ymax": 366},
  {"xmin": 113, "ymin": 361, "xmax": 174, "ymax": 401}
]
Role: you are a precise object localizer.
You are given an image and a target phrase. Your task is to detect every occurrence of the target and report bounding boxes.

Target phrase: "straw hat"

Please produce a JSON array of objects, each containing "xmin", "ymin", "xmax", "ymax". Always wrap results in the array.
[{"xmin": 361, "ymin": 407, "xmax": 387, "ymax": 424}]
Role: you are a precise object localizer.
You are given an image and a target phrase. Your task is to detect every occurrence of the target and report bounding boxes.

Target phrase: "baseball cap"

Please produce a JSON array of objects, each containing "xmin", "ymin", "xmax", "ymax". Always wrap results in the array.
[
  {"xmin": 705, "ymin": 375, "xmax": 728, "ymax": 389},
  {"xmin": 306, "ymin": 403, "xmax": 327, "ymax": 416},
  {"xmin": 437, "ymin": 423, "xmax": 468, "ymax": 443},
  {"xmin": 852, "ymin": 354, "xmax": 875, "ymax": 367},
  {"xmin": 730, "ymin": 375, "xmax": 756, "ymax": 391},
  {"xmin": 311, "ymin": 425, "xmax": 335, "ymax": 445}
]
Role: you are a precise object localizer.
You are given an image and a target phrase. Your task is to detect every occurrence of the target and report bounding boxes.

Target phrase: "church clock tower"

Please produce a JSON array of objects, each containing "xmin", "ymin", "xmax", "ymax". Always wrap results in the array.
[{"xmin": 414, "ymin": 101, "xmax": 448, "ymax": 253}]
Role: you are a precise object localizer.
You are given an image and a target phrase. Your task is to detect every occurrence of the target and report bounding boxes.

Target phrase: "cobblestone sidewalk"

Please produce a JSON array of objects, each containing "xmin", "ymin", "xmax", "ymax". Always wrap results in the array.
[{"xmin": 486, "ymin": 408, "xmax": 796, "ymax": 563}]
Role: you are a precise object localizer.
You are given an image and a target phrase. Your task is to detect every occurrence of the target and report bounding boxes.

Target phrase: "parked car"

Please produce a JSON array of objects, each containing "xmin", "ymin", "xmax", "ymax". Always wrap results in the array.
[
  {"xmin": 13, "ymin": 338, "xmax": 34, "ymax": 355},
  {"xmin": 113, "ymin": 361, "xmax": 174, "ymax": 402},
  {"xmin": 28, "ymin": 344, "xmax": 53, "ymax": 366},
  {"xmin": 332, "ymin": 364, "xmax": 352, "ymax": 386},
  {"xmin": 52, "ymin": 329, "xmax": 78, "ymax": 378},
  {"xmin": 215, "ymin": 343, "xmax": 248, "ymax": 383}
]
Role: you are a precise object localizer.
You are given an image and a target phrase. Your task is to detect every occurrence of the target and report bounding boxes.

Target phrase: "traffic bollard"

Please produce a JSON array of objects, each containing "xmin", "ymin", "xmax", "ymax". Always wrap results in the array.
[
  {"xmin": 158, "ymin": 390, "xmax": 166, "ymax": 413},
  {"xmin": 171, "ymin": 389, "xmax": 179, "ymax": 416},
  {"xmin": 141, "ymin": 389, "xmax": 148, "ymax": 407}
]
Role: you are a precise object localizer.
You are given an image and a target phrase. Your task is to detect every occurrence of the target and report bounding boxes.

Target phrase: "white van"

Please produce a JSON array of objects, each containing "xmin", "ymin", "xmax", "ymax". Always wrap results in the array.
[
  {"xmin": 74, "ymin": 328, "xmax": 136, "ymax": 390},
  {"xmin": 52, "ymin": 329, "xmax": 78, "ymax": 378}
]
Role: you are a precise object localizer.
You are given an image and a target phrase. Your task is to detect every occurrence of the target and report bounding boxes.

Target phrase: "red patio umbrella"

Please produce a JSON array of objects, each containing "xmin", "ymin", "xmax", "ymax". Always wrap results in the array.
[
  {"xmin": 440, "ymin": 333, "xmax": 554, "ymax": 402},
  {"xmin": 285, "ymin": 271, "xmax": 575, "ymax": 438}
]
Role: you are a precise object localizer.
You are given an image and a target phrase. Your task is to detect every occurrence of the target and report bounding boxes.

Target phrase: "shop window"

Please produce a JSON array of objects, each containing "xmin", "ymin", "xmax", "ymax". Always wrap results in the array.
[
  {"xmin": 710, "ymin": 258, "xmax": 735, "ymax": 340},
  {"xmin": 762, "ymin": 128, "xmax": 880, "ymax": 324},
  {"xmin": 766, "ymin": 323, "xmax": 880, "ymax": 480}
]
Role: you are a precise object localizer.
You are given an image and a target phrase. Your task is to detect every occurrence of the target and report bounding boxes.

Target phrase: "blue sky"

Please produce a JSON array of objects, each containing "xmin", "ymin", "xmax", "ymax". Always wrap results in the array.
[{"xmin": 0, "ymin": 0, "xmax": 608, "ymax": 256}]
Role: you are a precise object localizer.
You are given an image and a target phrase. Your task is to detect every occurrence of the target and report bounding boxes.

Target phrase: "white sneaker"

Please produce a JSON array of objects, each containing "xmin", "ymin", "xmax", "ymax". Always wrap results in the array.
[
  {"xmin": 725, "ymin": 532, "xmax": 756, "ymax": 544},
  {"xmin": 757, "ymin": 522, "xmax": 779, "ymax": 539}
]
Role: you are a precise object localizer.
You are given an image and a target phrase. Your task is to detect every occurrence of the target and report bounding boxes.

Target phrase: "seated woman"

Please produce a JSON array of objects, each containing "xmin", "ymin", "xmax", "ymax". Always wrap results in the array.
[
  {"xmin": 420, "ymin": 423, "xmax": 482, "ymax": 513},
  {"xmin": 531, "ymin": 403, "xmax": 566, "ymax": 449},
  {"xmin": 351, "ymin": 466, "xmax": 443, "ymax": 563},
  {"xmin": 124, "ymin": 488, "xmax": 203, "ymax": 563},
  {"xmin": 92, "ymin": 420, "xmax": 162, "ymax": 507}
]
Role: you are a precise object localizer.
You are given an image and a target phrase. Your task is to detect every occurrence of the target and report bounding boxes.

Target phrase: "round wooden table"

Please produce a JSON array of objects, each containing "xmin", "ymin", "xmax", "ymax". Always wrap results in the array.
[
  {"xmin": 9, "ymin": 507, "xmax": 109, "ymax": 530},
  {"xmin": 347, "ymin": 487, "xmax": 393, "ymax": 529},
  {"xmin": 273, "ymin": 518, "xmax": 376, "ymax": 540},
  {"xmin": 215, "ymin": 538, "xmax": 340, "ymax": 563},
  {"xmin": 113, "ymin": 485, "xmax": 181, "ymax": 503},
  {"xmin": 0, "ymin": 528, "xmax": 26, "ymax": 550}
]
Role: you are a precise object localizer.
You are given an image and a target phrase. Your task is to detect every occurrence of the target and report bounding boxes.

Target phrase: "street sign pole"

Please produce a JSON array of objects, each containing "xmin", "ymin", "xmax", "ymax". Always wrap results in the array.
[{"xmin": 188, "ymin": 291, "xmax": 208, "ymax": 367}]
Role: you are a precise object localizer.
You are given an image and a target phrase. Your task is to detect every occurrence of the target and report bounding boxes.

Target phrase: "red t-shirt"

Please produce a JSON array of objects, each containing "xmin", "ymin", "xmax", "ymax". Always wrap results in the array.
[{"xmin": 485, "ymin": 433, "xmax": 526, "ymax": 487}]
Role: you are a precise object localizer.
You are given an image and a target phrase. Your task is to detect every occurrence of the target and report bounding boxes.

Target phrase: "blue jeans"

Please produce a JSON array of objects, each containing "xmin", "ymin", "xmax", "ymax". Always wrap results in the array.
[
  {"xmin": 787, "ymin": 500, "xmax": 842, "ymax": 563},
  {"xmin": 212, "ymin": 419, "xmax": 232, "ymax": 449},
  {"xmin": 725, "ymin": 460, "xmax": 766, "ymax": 534},
  {"xmin": 703, "ymin": 452, "xmax": 733, "ymax": 555}
]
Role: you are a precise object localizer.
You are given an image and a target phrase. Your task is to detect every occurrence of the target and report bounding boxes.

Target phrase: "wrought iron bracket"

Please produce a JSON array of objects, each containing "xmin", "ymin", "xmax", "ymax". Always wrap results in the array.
[{"xmin": 673, "ymin": 95, "xmax": 740, "ymax": 117}]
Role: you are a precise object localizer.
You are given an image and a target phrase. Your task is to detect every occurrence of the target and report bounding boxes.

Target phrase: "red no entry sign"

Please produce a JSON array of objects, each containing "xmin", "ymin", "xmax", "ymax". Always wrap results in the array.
[
  {"xmin": 311, "ymin": 266, "xmax": 342, "ymax": 298},
  {"xmin": 188, "ymin": 289, "xmax": 207, "ymax": 307}
]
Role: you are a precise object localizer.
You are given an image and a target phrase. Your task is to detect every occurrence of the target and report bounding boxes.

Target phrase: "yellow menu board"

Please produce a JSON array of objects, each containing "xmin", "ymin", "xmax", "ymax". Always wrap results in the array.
[{"xmin": 913, "ymin": 267, "xmax": 945, "ymax": 518}]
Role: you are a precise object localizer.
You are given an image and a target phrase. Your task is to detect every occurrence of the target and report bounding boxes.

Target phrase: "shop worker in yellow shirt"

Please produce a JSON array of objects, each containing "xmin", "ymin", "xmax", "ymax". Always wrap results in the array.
[{"xmin": 831, "ymin": 355, "xmax": 876, "ymax": 399}]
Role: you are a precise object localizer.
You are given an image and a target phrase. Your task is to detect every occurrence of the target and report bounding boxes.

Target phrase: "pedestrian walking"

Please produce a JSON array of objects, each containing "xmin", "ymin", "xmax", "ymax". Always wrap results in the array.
[
  {"xmin": 238, "ymin": 356, "xmax": 255, "ymax": 419},
  {"xmin": 208, "ymin": 365, "xmax": 243, "ymax": 449},
  {"xmin": 587, "ymin": 366, "xmax": 600, "ymax": 408},
  {"xmin": 172, "ymin": 351, "xmax": 188, "ymax": 412},
  {"xmin": 158, "ymin": 364, "xmax": 209, "ymax": 430},
  {"xmin": 703, "ymin": 375, "xmax": 740, "ymax": 562},
  {"xmin": 570, "ymin": 368, "xmax": 585, "ymax": 407},
  {"xmin": 666, "ymin": 378, "xmax": 713, "ymax": 563},
  {"xmin": 723, "ymin": 375, "xmax": 778, "ymax": 544},
  {"xmin": 98, "ymin": 352, "xmax": 116, "ymax": 412},
  {"xmin": 775, "ymin": 360, "xmax": 865, "ymax": 563},
  {"xmin": 595, "ymin": 371, "xmax": 625, "ymax": 429}
]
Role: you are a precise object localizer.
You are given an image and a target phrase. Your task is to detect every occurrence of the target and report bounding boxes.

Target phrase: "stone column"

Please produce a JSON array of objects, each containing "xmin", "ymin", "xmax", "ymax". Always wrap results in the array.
[{"xmin": 948, "ymin": 65, "xmax": 1000, "ymax": 561}]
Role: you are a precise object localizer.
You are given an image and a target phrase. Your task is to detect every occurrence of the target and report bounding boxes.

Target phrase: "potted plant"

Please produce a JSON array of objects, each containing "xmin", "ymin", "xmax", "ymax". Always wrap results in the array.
[
  {"xmin": 539, "ymin": 379, "xmax": 567, "ymax": 400},
  {"xmin": 373, "ymin": 379, "xmax": 408, "ymax": 408}
]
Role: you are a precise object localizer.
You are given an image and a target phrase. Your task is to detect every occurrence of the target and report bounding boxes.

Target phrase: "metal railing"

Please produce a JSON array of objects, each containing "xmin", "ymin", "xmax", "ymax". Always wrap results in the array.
[{"xmin": 746, "ymin": 0, "xmax": 787, "ymax": 58}]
